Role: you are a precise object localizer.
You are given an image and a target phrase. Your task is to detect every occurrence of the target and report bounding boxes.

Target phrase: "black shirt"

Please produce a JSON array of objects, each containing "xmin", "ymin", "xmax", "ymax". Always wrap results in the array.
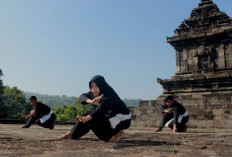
[
  {"xmin": 35, "ymin": 102, "xmax": 51, "ymax": 118},
  {"xmin": 161, "ymin": 101, "xmax": 187, "ymax": 124},
  {"xmin": 79, "ymin": 75, "xmax": 130, "ymax": 119}
]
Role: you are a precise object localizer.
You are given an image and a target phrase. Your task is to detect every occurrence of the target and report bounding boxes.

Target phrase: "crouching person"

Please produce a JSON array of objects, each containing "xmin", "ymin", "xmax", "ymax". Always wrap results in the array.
[
  {"xmin": 154, "ymin": 96, "xmax": 189, "ymax": 133},
  {"xmin": 22, "ymin": 96, "xmax": 56, "ymax": 130},
  {"xmin": 58, "ymin": 75, "xmax": 131, "ymax": 142}
]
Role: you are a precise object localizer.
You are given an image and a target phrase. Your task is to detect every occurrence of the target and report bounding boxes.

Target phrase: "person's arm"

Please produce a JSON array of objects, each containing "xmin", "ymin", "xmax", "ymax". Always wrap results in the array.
[
  {"xmin": 90, "ymin": 98, "xmax": 114, "ymax": 119},
  {"xmin": 24, "ymin": 110, "xmax": 36, "ymax": 119},
  {"xmin": 79, "ymin": 92, "xmax": 93, "ymax": 104},
  {"xmin": 161, "ymin": 105, "xmax": 166, "ymax": 113},
  {"xmin": 173, "ymin": 102, "xmax": 186, "ymax": 132},
  {"xmin": 79, "ymin": 92, "xmax": 103, "ymax": 106},
  {"xmin": 164, "ymin": 108, "xmax": 173, "ymax": 113},
  {"xmin": 77, "ymin": 115, "xmax": 92, "ymax": 123},
  {"xmin": 161, "ymin": 105, "xmax": 173, "ymax": 113},
  {"xmin": 173, "ymin": 124, "xmax": 177, "ymax": 132},
  {"xmin": 77, "ymin": 94, "xmax": 104, "ymax": 123},
  {"xmin": 172, "ymin": 108, "xmax": 179, "ymax": 132}
]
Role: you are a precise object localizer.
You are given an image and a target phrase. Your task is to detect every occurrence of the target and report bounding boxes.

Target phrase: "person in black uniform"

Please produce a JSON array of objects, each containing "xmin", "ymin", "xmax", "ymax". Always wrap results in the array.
[
  {"xmin": 154, "ymin": 96, "xmax": 189, "ymax": 133},
  {"xmin": 21, "ymin": 96, "xmax": 56, "ymax": 129},
  {"xmin": 58, "ymin": 75, "xmax": 131, "ymax": 142}
]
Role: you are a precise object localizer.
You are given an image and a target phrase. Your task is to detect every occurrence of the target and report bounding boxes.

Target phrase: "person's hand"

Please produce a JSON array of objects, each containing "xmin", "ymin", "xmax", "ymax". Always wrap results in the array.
[
  {"xmin": 77, "ymin": 115, "xmax": 92, "ymax": 123},
  {"xmin": 164, "ymin": 108, "xmax": 173, "ymax": 113},
  {"xmin": 91, "ymin": 94, "xmax": 104, "ymax": 106},
  {"xmin": 173, "ymin": 124, "xmax": 177, "ymax": 133},
  {"xmin": 24, "ymin": 115, "xmax": 29, "ymax": 119}
]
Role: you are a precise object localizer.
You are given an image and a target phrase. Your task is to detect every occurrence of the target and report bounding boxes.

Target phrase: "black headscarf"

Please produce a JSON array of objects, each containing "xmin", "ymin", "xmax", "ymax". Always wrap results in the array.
[
  {"xmin": 89, "ymin": 75, "xmax": 121, "ymax": 101},
  {"xmin": 88, "ymin": 75, "xmax": 130, "ymax": 119}
]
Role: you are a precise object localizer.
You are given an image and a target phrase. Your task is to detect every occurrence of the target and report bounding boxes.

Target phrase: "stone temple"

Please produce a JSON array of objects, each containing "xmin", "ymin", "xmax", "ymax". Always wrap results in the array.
[{"xmin": 130, "ymin": 0, "xmax": 232, "ymax": 129}]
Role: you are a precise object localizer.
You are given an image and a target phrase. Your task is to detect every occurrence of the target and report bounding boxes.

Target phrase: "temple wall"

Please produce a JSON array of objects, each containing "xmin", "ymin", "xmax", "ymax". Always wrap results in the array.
[
  {"xmin": 227, "ymin": 43, "xmax": 232, "ymax": 67},
  {"xmin": 218, "ymin": 44, "xmax": 225, "ymax": 69},
  {"xmin": 175, "ymin": 41, "xmax": 232, "ymax": 74},
  {"xmin": 176, "ymin": 50, "xmax": 181, "ymax": 72},
  {"xmin": 138, "ymin": 0, "xmax": 232, "ymax": 130},
  {"xmin": 129, "ymin": 92, "xmax": 232, "ymax": 129}
]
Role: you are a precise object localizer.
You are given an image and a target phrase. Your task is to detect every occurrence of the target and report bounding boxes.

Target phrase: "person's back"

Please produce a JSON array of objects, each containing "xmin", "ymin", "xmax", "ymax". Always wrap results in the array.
[{"xmin": 35, "ymin": 102, "xmax": 51, "ymax": 118}]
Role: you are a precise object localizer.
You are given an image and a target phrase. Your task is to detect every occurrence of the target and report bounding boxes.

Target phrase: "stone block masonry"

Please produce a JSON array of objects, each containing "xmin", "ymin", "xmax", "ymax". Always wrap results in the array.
[{"xmin": 130, "ymin": 0, "xmax": 232, "ymax": 130}]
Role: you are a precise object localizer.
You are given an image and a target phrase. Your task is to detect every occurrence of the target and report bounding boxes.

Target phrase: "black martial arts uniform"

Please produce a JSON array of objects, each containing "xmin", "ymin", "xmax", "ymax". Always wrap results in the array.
[
  {"xmin": 159, "ymin": 101, "xmax": 189, "ymax": 132},
  {"xmin": 25, "ymin": 102, "xmax": 56, "ymax": 129},
  {"xmin": 71, "ymin": 75, "xmax": 131, "ymax": 142}
]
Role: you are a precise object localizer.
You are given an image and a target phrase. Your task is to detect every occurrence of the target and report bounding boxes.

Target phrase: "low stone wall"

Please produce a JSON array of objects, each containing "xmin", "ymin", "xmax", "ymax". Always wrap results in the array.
[
  {"xmin": 0, "ymin": 119, "xmax": 26, "ymax": 124},
  {"xmin": 129, "ymin": 92, "xmax": 232, "ymax": 129},
  {"xmin": 0, "ymin": 119, "xmax": 76, "ymax": 125},
  {"xmin": 129, "ymin": 99, "xmax": 164, "ymax": 129}
]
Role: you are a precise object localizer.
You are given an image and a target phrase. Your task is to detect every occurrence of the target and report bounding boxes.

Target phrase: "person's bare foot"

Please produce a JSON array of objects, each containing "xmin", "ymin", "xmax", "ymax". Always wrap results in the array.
[
  {"xmin": 21, "ymin": 125, "xmax": 27, "ymax": 128},
  {"xmin": 58, "ymin": 131, "xmax": 72, "ymax": 140},
  {"xmin": 154, "ymin": 127, "xmax": 162, "ymax": 132},
  {"xmin": 109, "ymin": 130, "xmax": 125, "ymax": 143}
]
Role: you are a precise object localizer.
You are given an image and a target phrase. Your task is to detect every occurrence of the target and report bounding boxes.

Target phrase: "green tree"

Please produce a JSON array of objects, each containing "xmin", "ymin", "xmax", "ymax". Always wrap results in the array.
[
  {"xmin": 0, "ymin": 69, "xmax": 6, "ymax": 118},
  {"xmin": 53, "ymin": 105, "xmax": 67, "ymax": 122},
  {"xmin": 75, "ymin": 98, "xmax": 93, "ymax": 115},
  {"xmin": 3, "ymin": 86, "xmax": 31, "ymax": 119},
  {"xmin": 53, "ymin": 104, "xmax": 77, "ymax": 122},
  {"xmin": 63, "ymin": 104, "xmax": 77, "ymax": 121},
  {"xmin": 53, "ymin": 98, "xmax": 93, "ymax": 122},
  {"xmin": 24, "ymin": 92, "xmax": 76, "ymax": 107}
]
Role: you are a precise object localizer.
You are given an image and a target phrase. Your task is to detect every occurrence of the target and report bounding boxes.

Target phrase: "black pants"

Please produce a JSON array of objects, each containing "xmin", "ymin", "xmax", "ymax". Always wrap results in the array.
[
  {"xmin": 71, "ymin": 116, "xmax": 131, "ymax": 142},
  {"xmin": 25, "ymin": 113, "xmax": 56, "ymax": 129},
  {"xmin": 159, "ymin": 113, "xmax": 189, "ymax": 132}
]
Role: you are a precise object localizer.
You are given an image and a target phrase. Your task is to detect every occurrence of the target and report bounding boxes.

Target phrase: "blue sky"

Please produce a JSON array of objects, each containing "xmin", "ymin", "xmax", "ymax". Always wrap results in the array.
[{"xmin": 0, "ymin": 0, "xmax": 231, "ymax": 100}]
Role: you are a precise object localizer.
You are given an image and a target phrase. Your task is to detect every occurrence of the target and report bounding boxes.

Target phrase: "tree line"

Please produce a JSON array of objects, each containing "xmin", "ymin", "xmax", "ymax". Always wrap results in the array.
[
  {"xmin": 24, "ymin": 92, "xmax": 140, "ymax": 107},
  {"xmin": 0, "ymin": 69, "xmax": 30, "ymax": 119},
  {"xmin": 0, "ymin": 68, "xmax": 140, "ymax": 122}
]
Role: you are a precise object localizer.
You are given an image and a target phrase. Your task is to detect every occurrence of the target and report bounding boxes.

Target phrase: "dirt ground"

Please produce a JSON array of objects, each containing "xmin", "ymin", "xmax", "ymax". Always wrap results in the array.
[{"xmin": 0, "ymin": 124, "xmax": 231, "ymax": 157}]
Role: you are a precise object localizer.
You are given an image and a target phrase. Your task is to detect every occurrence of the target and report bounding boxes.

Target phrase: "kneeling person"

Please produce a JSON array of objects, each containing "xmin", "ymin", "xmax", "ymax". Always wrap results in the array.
[
  {"xmin": 22, "ymin": 96, "xmax": 56, "ymax": 129},
  {"xmin": 155, "ymin": 96, "xmax": 189, "ymax": 133},
  {"xmin": 58, "ymin": 75, "xmax": 131, "ymax": 142}
]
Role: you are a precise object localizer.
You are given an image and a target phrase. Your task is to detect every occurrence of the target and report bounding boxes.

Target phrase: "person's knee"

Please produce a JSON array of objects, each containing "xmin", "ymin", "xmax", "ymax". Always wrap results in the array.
[
  {"xmin": 168, "ymin": 124, "xmax": 173, "ymax": 129},
  {"xmin": 35, "ymin": 119, "xmax": 39, "ymax": 123},
  {"xmin": 99, "ymin": 135, "xmax": 112, "ymax": 142},
  {"xmin": 35, "ymin": 119, "xmax": 42, "ymax": 126},
  {"xmin": 71, "ymin": 133, "xmax": 80, "ymax": 140},
  {"xmin": 114, "ymin": 120, "xmax": 131, "ymax": 132}
]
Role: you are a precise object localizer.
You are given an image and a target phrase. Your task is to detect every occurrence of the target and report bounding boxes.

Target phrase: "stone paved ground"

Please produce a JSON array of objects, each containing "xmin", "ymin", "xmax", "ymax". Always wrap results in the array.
[{"xmin": 0, "ymin": 124, "xmax": 231, "ymax": 157}]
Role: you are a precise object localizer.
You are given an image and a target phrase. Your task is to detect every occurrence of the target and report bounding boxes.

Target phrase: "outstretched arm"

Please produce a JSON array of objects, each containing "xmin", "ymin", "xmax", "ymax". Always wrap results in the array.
[
  {"xmin": 90, "ymin": 98, "xmax": 115, "ymax": 119},
  {"xmin": 76, "ymin": 94, "xmax": 104, "ymax": 123},
  {"xmin": 24, "ymin": 110, "xmax": 36, "ymax": 119},
  {"xmin": 77, "ymin": 99, "xmax": 111, "ymax": 123},
  {"xmin": 86, "ymin": 94, "xmax": 104, "ymax": 106},
  {"xmin": 79, "ymin": 92, "xmax": 103, "ymax": 106}
]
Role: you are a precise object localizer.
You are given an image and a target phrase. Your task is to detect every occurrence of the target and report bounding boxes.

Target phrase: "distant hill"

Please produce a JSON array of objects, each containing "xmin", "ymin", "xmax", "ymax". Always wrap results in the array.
[
  {"xmin": 123, "ymin": 98, "xmax": 141, "ymax": 107},
  {"xmin": 24, "ymin": 92, "xmax": 76, "ymax": 107},
  {"xmin": 24, "ymin": 92, "xmax": 141, "ymax": 107}
]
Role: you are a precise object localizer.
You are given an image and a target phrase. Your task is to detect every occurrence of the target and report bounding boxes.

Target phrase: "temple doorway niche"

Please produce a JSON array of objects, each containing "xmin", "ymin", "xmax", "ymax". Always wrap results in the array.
[{"xmin": 198, "ymin": 55, "xmax": 209, "ymax": 69}]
